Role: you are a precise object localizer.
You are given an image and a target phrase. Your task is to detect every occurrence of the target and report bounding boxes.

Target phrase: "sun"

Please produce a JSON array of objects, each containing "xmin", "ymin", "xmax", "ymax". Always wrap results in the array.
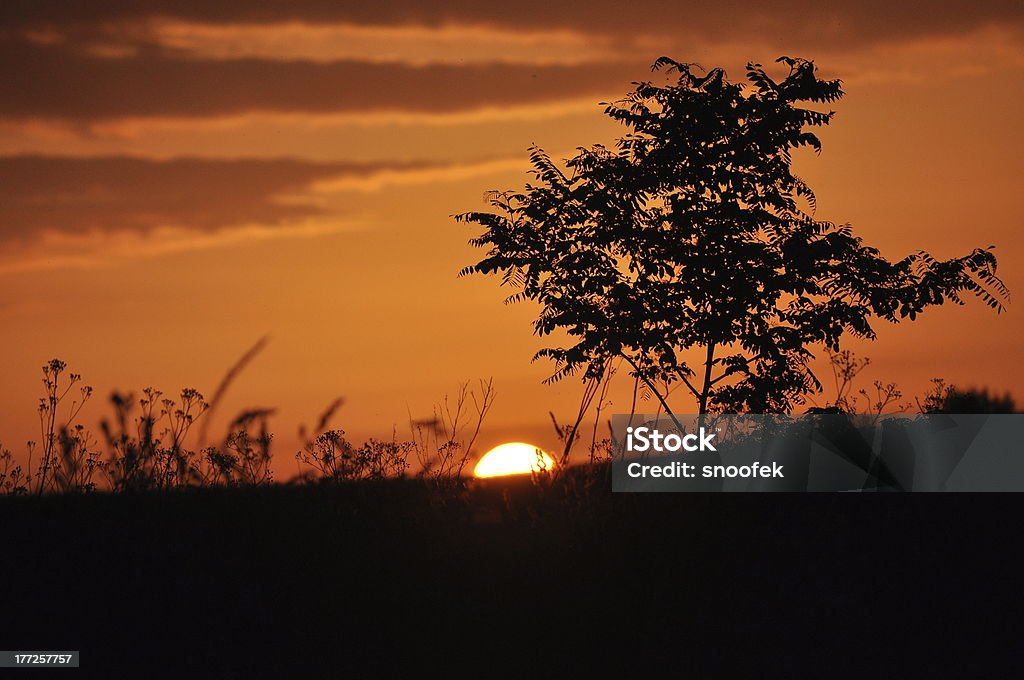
[{"xmin": 473, "ymin": 442, "xmax": 556, "ymax": 478}]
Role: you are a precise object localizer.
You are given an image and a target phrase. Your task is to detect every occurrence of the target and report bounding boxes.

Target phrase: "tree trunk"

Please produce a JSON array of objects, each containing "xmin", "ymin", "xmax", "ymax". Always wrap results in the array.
[{"xmin": 698, "ymin": 342, "xmax": 716, "ymax": 415}]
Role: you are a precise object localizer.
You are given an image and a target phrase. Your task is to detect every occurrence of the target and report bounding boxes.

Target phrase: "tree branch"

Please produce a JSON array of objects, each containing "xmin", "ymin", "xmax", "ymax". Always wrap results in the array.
[{"xmin": 619, "ymin": 352, "xmax": 685, "ymax": 433}]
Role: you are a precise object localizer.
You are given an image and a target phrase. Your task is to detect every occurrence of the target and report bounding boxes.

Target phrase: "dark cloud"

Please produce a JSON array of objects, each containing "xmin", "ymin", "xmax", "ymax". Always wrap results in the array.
[
  {"xmin": 0, "ymin": 155, "xmax": 418, "ymax": 242},
  {"xmin": 0, "ymin": 1, "xmax": 1020, "ymax": 123},
  {"xmin": 0, "ymin": 0, "xmax": 1021, "ymax": 45},
  {"xmin": 0, "ymin": 39, "xmax": 641, "ymax": 121},
  {"xmin": 0, "ymin": 2, "xmax": 1019, "ymax": 124}
]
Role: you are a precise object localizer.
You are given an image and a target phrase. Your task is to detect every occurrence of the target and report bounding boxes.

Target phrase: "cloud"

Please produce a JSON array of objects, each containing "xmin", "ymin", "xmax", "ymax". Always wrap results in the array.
[
  {"xmin": 0, "ymin": 155, "xmax": 425, "ymax": 243},
  {"xmin": 1, "ymin": 1, "xmax": 1019, "ymax": 125},
  {"xmin": 0, "ymin": 38, "xmax": 641, "ymax": 122},
  {"xmin": 149, "ymin": 20, "xmax": 625, "ymax": 66},
  {"xmin": 0, "ymin": 219, "xmax": 364, "ymax": 275},
  {"xmin": 1, "ymin": 0, "xmax": 1021, "ymax": 46},
  {"xmin": 0, "ymin": 152, "xmax": 541, "ymax": 273}
]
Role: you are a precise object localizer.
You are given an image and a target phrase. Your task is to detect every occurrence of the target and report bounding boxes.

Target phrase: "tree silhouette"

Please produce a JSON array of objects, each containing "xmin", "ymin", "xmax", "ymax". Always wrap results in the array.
[{"xmin": 457, "ymin": 57, "xmax": 1008, "ymax": 415}]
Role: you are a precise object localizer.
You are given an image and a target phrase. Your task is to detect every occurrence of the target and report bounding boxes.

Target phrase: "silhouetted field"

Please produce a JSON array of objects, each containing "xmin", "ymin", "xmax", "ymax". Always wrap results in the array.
[{"xmin": 3, "ymin": 470, "xmax": 1020, "ymax": 675}]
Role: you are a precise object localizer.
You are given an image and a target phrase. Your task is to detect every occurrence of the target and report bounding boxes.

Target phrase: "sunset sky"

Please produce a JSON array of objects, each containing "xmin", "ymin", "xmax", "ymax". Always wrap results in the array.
[{"xmin": 0, "ymin": 1, "xmax": 1021, "ymax": 470}]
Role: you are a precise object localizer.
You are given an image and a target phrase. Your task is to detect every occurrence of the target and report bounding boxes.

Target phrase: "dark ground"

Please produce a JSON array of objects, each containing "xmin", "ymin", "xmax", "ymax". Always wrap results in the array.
[{"xmin": 2, "ymin": 470, "xmax": 1021, "ymax": 677}]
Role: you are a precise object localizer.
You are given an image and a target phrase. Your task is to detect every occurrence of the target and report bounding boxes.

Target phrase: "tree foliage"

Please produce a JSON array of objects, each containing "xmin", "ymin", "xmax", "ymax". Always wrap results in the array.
[{"xmin": 456, "ymin": 57, "xmax": 1008, "ymax": 414}]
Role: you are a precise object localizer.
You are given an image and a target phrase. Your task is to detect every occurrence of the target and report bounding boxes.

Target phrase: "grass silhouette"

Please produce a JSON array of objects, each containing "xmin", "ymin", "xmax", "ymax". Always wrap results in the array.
[
  {"xmin": 0, "ymin": 349, "xmax": 1020, "ymax": 675},
  {"xmin": 0, "ymin": 347, "xmax": 500, "ymax": 496},
  {"xmin": 0, "ymin": 345, "xmax": 1016, "ymax": 498}
]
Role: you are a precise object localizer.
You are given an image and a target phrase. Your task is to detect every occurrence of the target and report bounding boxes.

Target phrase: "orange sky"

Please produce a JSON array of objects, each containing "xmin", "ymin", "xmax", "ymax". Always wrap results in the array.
[{"xmin": 0, "ymin": 2, "xmax": 1021, "ymax": 473}]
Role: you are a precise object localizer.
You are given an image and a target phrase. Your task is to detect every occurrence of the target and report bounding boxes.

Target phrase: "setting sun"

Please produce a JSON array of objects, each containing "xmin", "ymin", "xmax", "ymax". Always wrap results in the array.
[{"xmin": 473, "ymin": 442, "xmax": 556, "ymax": 478}]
